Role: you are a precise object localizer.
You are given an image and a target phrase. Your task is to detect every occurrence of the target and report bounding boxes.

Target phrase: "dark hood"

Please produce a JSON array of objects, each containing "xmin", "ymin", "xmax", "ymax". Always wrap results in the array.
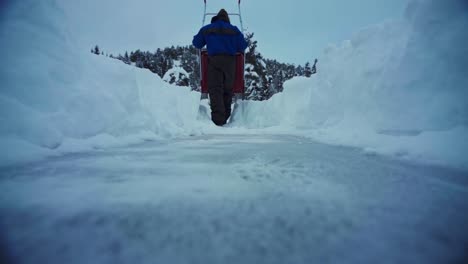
[{"xmin": 217, "ymin": 9, "xmax": 230, "ymax": 23}]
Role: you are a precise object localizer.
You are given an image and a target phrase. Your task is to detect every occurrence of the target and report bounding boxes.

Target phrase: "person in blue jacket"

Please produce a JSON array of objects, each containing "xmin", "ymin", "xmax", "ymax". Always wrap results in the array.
[{"xmin": 193, "ymin": 9, "xmax": 248, "ymax": 126}]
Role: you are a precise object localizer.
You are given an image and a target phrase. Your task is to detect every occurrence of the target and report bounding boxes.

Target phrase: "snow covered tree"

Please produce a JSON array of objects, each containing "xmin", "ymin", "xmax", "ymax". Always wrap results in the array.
[
  {"xmin": 304, "ymin": 62, "xmax": 312, "ymax": 77},
  {"xmin": 264, "ymin": 59, "xmax": 296, "ymax": 94},
  {"xmin": 123, "ymin": 51, "xmax": 130, "ymax": 64},
  {"xmin": 163, "ymin": 67, "xmax": 190, "ymax": 87},
  {"xmin": 107, "ymin": 32, "xmax": 298, "ymax": 99},
  {"xmin": 92, "ymin": 45, "xmax": 100, "ymax": 55},
  {"xmin": 244, "ymin": 33, "xmax": 269, "ymax": 100},
  {"xmin": 295, "ymin": 65, "xmax": 304, "ymax": 76},
  {"xmin": 180, "ymin": 46, "xmax": 199, "ymax": 91}
]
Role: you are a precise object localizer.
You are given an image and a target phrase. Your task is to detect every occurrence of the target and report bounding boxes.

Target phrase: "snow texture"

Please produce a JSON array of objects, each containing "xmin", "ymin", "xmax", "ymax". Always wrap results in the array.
[
  {"xmin": 1, "ymin": 134, "xmax": 467, "ymax": 264},
  {"xmin": 0, "ymin": 0, "xmax": 467, "ymax": 170},
  {"xmin": 1, "ymin": 0, "xmax": 468, "ymax": 263}
]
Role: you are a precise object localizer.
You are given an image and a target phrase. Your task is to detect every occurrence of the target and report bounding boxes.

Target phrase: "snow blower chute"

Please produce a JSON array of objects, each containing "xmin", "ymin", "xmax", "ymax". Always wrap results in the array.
[{"xmin": 197, "ymin": 0, "xmax": 246, "ymax": 123}]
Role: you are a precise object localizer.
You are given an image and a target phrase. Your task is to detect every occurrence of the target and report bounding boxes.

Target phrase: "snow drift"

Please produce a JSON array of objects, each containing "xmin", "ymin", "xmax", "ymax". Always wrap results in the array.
[
  {"xmin": 234, "ymin": 0, "xmax": 468, "ymax": 168},
  {"xmin": 0, "ymin": 0, "xmax": 467, "ymax": 169},
  {"xmin": 0, "ymin": 0, "xmax": 201, "ymax": 165}
]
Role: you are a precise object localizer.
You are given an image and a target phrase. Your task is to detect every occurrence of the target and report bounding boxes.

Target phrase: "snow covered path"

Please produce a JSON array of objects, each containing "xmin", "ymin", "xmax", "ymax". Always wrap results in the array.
[{"xmin": 1, "ymin": 134, "xmax": 467, "ymax": 264}]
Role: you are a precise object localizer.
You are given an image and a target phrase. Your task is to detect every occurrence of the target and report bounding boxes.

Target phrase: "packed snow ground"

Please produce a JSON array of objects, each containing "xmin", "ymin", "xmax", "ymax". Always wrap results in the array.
[
  {"xmin": 1, "ymin": 134, "xmax": 468, "ymax": 264},
  {"xmin": 1, "ymin": 0, "xmax": 467, "ymax": 169}
]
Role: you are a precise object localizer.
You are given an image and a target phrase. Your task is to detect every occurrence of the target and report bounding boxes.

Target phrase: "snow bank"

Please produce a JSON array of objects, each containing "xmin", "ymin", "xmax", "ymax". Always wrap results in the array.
[
  {"xmin": 234, "ymin": 0, "xmax": 468, "ymax": 169},
  {"xmin": 0, "ymin": 0, "xmax": 202, "ymax": 166}
]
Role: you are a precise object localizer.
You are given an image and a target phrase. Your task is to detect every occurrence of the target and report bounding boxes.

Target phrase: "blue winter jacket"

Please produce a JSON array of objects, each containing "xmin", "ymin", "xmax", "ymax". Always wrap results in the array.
[{"xmin": 192, "ymin": 20, "xmax": 247, "ymax": 55}]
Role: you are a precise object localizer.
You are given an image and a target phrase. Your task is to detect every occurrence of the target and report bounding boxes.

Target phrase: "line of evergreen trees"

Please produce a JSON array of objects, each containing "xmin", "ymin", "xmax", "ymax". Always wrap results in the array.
[{"xmin": 92, "ymin": 33, "xmax": 316, "ymax": 101}]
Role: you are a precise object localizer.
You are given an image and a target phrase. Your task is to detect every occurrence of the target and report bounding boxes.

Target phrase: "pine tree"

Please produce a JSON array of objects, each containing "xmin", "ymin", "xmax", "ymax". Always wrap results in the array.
[
  {"xmin": 181, "ymin": 46, "xmax": 200, "ymax": 91},
  {"xmin": 106, "ymin": 31, "xmax": 301, "ymax": 98},
  {"xmin": 124, "ymin": 51, "xmax": 130, "ymax": 64},
  {"xmin": 296, "ymin": 65, "xmax": 304, "ymax": 76},
  {"xmin": 244, "ymin": 33, "xmax": 270, "ymax": 100},
  {"xmin": 304, "ymin": 62, "xmax": 312, "ymax": 77},
  {"xmin": 93, "ymin": 45, "xmax": 100, "ymax": 55}
]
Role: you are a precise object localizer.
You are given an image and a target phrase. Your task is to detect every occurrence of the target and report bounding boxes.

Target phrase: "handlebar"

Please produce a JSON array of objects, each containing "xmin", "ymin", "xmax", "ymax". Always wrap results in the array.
[
  {"xmin": 201, "ymin": 0, "xmax": 244, "ymax": 32},
  {"xmin": 204, "ymin": 0, "xmax": 241, "ymax": 3}
]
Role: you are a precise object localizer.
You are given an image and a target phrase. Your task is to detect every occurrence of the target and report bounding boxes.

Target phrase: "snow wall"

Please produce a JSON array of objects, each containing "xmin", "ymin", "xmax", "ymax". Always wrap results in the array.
[
  {"xmin": 1, "ymin": 0, "xmax": 467, "ymax": 169},
  {"xmin": 235, "ymin": 0, "xmax": 468, "ymax": 168},
  {"xmin": 0, "ymin": 0, "xmax": 201, "ymax": 165}
]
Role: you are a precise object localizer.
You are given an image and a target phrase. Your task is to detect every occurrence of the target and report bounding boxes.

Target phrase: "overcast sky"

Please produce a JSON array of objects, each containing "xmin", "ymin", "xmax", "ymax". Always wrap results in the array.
[{"xmin": 62, "ymin": 0, "xmax": 409, "ymax": 64}]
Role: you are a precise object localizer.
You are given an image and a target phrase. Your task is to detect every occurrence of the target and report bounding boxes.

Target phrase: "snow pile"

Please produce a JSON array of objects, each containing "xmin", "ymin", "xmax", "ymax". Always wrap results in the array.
[
  {"xmin": 234, "ymin": 0, "xmax": 468, "ymax": 169},
  {"xmin": 0, "ymin": 0, "xmax": 201, "ymax": 166},
  {"xmin": 376, "ymin": 0, "xmax": 468, "ymax": 131}
]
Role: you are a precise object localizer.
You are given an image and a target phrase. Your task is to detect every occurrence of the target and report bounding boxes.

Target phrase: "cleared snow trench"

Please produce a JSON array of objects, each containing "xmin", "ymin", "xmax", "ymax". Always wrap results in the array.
[
  {"xmin": 1, "ymin": 1, "xmax": 468, "ymax": 262},
  {"xmin": 1, "ymin": 134, "xmax": 468, "ymax": 264}
]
